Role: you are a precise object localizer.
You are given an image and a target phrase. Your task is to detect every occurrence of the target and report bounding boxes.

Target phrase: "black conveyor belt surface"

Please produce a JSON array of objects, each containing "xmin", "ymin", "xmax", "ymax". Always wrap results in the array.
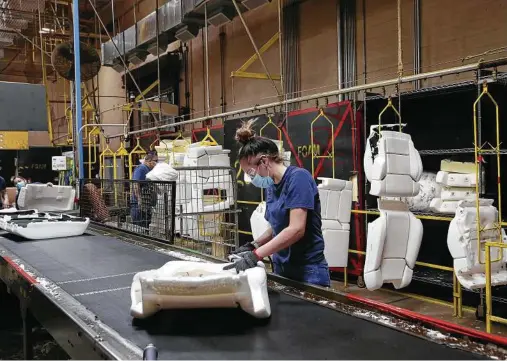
[{"xmin": 0, "ymin": 233, "xmax": 482, "ymax": 360}]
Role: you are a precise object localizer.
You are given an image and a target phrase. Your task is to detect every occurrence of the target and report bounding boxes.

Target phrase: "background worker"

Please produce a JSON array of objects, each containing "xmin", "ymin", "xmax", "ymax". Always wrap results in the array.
[
  {"xmin": 130, "ymin": 151, "xmax": 158, "ymax": 231},
  {"xmin": 0, "ymin": 176, "xmax": 8, "ymax": 208},
  {"xmin": 225, "ymin": 120, "xmax": 331, "ymax": 287},
  {"xmin": 11, "ymin": 176, "xmax": 27, "ymax": 209}
]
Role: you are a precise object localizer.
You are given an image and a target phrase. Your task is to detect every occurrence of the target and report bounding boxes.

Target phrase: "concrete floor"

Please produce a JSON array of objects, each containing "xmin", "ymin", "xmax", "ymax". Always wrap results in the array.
[{"xmin": 330, "ymin": 279, "xmax": 507, "ymax": 337}]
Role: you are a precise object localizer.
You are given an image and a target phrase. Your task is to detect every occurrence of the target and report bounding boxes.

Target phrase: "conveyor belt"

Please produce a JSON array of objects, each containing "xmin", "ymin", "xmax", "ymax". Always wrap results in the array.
[{"xmin": 0, "ymin": 232, "xmax": 482, "ymax": 360}]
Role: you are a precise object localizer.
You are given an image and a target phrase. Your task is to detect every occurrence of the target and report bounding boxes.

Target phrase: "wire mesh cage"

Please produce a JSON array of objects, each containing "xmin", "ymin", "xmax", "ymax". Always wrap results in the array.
[
  {"xmin": 79, "ymin": 178, "xmax": 177, "ymax": 243},
  {"xmin": 172, "ymin": 166, "xmax": 240, "ymax": 259},
  {"xmin": 78, "ymin": 165, "xmax": 240, "ymax": 260}
]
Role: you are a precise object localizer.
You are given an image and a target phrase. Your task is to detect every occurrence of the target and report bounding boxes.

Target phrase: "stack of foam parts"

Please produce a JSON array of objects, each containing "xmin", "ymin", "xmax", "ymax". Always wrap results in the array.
[
  {"xmin": 130, "ymin": 260, "xmax": 271, "ymax": 319},
  {"xmin": 155, "ymin": 138, "xmax": 190, "ymax": 166},
  {"xmin": 430, "ymin": 160, "xmax": 477, "ymax": 214},
  {"xmin": 363, "ymin": 129, "xmax": 424, "ymax": 290},
  {"xmin": 0, "ymin": 212, "xmax": 90, "ymax": 240},
  {"xmin": 317, "ymin": 177, "xmax": 352, "ymax": 267},
  {"xmin": 447, "ymin": 199, "xmax": 507, "ymax": 290},
  {"xmin": 17, "ymin": 183, "xmax": 75, "ymax": 212}
]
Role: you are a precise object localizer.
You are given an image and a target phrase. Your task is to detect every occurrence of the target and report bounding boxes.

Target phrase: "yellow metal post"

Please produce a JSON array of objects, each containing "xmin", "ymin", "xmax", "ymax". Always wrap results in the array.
[
  {"xmin": 259, "ymin": 116, "xmax": 283, "ymax": 202},
  {"xmin": 128, "ymin": 138, "xmax": 147, "ymax": 179},
  {"xmin": 310, "ymin": 109, "xmax": 335, "ymax": 179},
  {"xmin": 473, "ymin": 82, "xmax": 503, "ymax": 265}
]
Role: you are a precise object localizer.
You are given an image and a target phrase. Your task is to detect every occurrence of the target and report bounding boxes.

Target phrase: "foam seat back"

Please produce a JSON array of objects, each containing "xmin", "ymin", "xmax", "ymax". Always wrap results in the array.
[
  {"xmin": 18, "ymin": 184, "xmax": 75, "ymax": 212},
  {"xmin": 317, "ymin": 177, "xmax": 353, "ymax": 223},
  {"xmin": 130, "ymin": 260, "xmax": 271, "ymax": 319},
  {"xmin": 364, "ymin": 130, "xmax": 423, "ymax": 197},
  {"xmin": 317, "ymin": 177, "xmax": 353, "ymax": 267},
  {"xmin": 447, "ymin": 199, "xmax": 507, "ymax": 289},
  {"xmin": 363, "ymin": 200, "xmax": 423, "ymax": 290}
]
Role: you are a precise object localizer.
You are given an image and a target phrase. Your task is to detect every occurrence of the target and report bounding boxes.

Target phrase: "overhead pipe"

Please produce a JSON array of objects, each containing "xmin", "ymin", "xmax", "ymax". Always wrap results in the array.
[
  {"xmin": 121, "ymin": 58, "xmax": 507, "ymax": 138},
  {"xmin": 73, "ymin": 0, "xmax": 84, "ymax": 180}
]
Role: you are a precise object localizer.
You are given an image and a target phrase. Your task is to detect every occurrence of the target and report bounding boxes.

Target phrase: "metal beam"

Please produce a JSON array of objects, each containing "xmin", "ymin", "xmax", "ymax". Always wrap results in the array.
[
  {"xmin": 231, "ymin": 0, "xmax": 281, "ymax": 97},
  {"xmin": 122, "ymin": 58, "xmax": 507, "ymax": 138},
  {"xmin": 73, "ymin": 0, "xmax": 84, "ymax": 180}
]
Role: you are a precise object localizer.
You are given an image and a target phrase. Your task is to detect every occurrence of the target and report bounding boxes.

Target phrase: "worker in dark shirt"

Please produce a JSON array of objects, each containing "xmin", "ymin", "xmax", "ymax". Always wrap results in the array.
[
  {"xmin": 131, "ymin": 152, "xmax": 158, "ymax": 230},
  {"xmin": 0, "ymin": 176, "xmax": 8, "ymax": 208},
  {"xmin": 225, "ymin": 120, "xmax": 331, "ymax": 287}
]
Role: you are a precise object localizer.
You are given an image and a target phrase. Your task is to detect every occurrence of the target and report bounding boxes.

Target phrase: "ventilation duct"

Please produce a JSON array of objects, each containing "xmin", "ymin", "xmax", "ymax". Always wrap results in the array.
[
  {"xmin": 241, "ymin": 0, "xmax": 272, "ymax": 10},
  {"xmin": 208, "ymin": 7, "xmax": 235, "ymax": 27},
  {"xmin": 101, "ymin": 0, "xmax": 270, "ymax": 68},
  {"xmin": 175, "ymin": 25, "xmax": 200, "ymax": 43}
]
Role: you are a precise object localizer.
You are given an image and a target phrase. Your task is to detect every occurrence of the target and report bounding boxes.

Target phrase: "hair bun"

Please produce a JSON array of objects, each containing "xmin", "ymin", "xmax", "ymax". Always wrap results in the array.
[{"xmin": 235, "ymin": 118, "xmax": 257, "ymax": 145}]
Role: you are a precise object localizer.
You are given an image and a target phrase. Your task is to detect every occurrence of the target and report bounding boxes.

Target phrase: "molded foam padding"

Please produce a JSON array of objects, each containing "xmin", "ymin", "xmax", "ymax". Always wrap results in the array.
[
  {"xmin": 364, "ymin": 201, "xmax": 423, "ymax": 291},
  {"xmin": 436, "ymin": 171, "xmax": 476, "ymax": 188},
  {"xmin": 130, "ymin": 260, "xmax": 271, "ymax": 319},
  {"xmin": 447, "ymin": 199, "xmax": 507, "ymax": 290},
  {"xmin": 364, "ymin": 130, "xmax": 423, "ymax": 197},
  {"xmin": 0, "ymin": 212, "xmax": 90, "ymax": 240},
  {"xmin": 317, "ymin": 177, "xmax": 353, "ymax": 223},
  {"xmin": 429, "ymin": 198, "xmax": 460, "ymax": 214},
  {"xmin": 440, "ymin": 187, "xmax": 476, "ymax": 201},
  {"xmin": 250, "ymin": 202, "xmax": 271, "ymax": 241},
  {"xmin": 17, "ymin": 184, "xmax": 75, "ymax": 212},
  {"xmin": 183, "ymin": 145, "xmax": 231, "ymax": 180},
  {"xmin": 322, "ymin": 220, "xmax": 349, "ymax": 267}
]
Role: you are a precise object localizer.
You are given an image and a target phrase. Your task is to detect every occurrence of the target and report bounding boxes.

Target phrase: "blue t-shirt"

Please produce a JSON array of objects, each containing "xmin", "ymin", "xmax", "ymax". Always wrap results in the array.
[
  {"xmin": 131, "ymin": 164, "xmax": 150, "ymax": 204},
  {"xmin": 0, "ymin": 176, "xmax": 5, "ymax": 191},
  {"xmin": 132, "ymin": 163, "xmax": 150, "ymax": 181},
  {"xmin": 265, "ymin": 166, "xmax": 326, "ymax": 267}
]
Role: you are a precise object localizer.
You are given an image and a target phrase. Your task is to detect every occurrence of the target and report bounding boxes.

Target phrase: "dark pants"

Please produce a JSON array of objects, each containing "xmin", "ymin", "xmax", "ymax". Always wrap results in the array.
[
  {"xmin": 273, "ymin": 262, "xmax": 331, "ymax": 287},
  {"xmin": 130, "ymin": 202, "xmax": 152, "ymax": 230}
]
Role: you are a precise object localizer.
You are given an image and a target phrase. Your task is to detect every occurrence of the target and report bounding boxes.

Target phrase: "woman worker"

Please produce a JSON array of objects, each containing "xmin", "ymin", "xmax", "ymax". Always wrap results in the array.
[{"xmin": 224, "ymin": 120, "xmax": 331, "ymax": 287}]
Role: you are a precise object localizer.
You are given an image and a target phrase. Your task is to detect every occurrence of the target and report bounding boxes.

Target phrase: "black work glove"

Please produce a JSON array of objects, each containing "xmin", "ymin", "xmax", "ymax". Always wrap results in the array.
[
  {"xmin": 223, "ymin": 251, "xmax": 260, "ymax": 273},
  {"xmin": 231, "ymin": 242, "xmax": 256, "ymax": 255}
]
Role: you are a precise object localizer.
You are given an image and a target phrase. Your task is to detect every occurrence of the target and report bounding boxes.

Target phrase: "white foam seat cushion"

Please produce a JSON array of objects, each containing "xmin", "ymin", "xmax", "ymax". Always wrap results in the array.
[
  {"xmin": 322, "ymin": 220, "xmax": 349, "ymax": 267},
  {"xmin": 440, "ymin": 187, "xmax": 476, "ymax": 201},
  {"xmin": 436, "ymin": 171, "xmax": 476, "ymax": 188},
  {"xmin": 146, "ymin": 162, "xmax": 178, "ymax": 181},
  {"xmin": 364, "ymin": 208, "xmax": 423, "ymax": 290},
  {"xmin": 130, "ymin": 260, "xmax": 271, "ymax": 319},
  {"xmin": 364, "ymin": 131, "xmax": 423, "ymax": 197},
  {"xmin": 429, "ymin": 198, "xmax": 460, "ymax": 214},
  {"xmin": 250, "ymin": 202, "xmax": 271, "ymax": 241},
  {"xmin": 447, "ymin": 199, "xmax": 507, "ymax": 290},
  {"xmin": 317, "ymin": 177, "xmax": 353, "ymax": 223},
  {"xmin": 6, "ymin": 218, "xmax": 90, "ymax": 240},
  {"xmin": 18, "ymin": 184, "xmax": 75, "ymax": 212}
]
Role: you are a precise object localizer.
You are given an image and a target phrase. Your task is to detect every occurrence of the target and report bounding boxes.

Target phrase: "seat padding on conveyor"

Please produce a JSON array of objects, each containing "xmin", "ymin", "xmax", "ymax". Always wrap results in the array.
[
  {"xmin": 447, "ymin": 199, "xmax": 507, "ymax": 290},
  {"xmin": 130, "ymin": 261, "xmax": 271, "ymax": 319},
  {"xmin": 17, "ymin": 184, "xmax": 75, "ymax": 212},
  {"xmin": 0, "ymin": 212, "xmax": 90, "ymax": 240}
]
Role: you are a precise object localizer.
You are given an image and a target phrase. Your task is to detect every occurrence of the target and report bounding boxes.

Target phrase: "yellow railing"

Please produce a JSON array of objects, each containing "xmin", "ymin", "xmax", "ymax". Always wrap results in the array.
[
  {"xmin": 128, "ymin": 138, "xmax": 147, "ymax": 179},
  {"xmin": 485, "ymin": 242, "xmax": 507, "ymax": 332}
]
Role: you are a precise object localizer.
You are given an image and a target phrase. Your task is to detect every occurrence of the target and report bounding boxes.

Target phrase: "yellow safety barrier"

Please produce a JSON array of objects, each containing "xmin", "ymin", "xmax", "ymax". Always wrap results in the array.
[
  {"xmin": 310, "ymin": 108, "xmax": 335, "ymax": 179},
  {"xmin": 128, "ymin": 138, "xmax": 147, "ymax": 179},
  {"xmin": 473, "ymin": 82, "xmax": 503, "ymax": 264}
]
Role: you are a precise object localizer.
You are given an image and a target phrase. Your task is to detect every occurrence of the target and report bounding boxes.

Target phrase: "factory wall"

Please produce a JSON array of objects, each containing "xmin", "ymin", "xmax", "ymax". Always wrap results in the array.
[{"xmin": 182, "ymin": 0, "xmax": 507, "ymax": 119}]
